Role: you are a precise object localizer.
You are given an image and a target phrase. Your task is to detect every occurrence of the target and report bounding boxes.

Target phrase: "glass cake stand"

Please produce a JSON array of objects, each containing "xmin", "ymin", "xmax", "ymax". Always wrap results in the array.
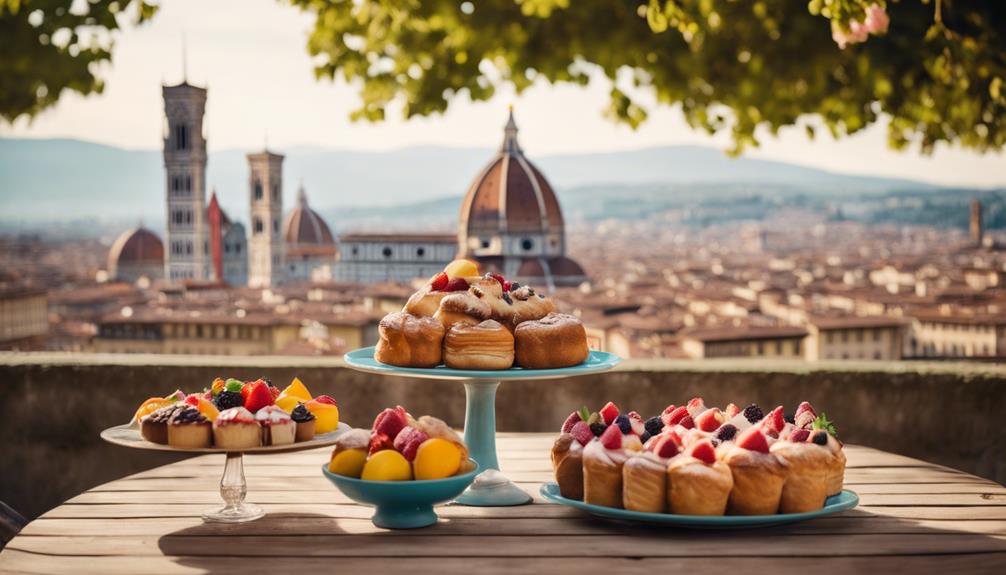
[
  {"xmin": 343, "ymin": 347, "xmax": 620, "ymax": 506},
  {"xmin": 101, "ymin": 421, "xmax": 352, "ymax": 522}
]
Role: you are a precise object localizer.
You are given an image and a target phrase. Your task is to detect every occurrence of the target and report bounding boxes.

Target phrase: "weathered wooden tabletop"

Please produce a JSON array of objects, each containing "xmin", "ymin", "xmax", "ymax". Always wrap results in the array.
[{"xmin": 1, "ymin": 433, "xmax": 1005, "ymax": 574}]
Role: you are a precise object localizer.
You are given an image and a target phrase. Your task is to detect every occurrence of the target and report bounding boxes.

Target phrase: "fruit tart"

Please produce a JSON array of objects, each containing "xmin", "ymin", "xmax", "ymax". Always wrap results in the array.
[
  {"xmin": 213, "ymin": 407, "xmax": 260, "ymax": 449},
  {"xmin": 551, "ymin": 408, "xmax": 594, "ymax": 500},
  {"xmin": 623, "ymin": 432, "xmax": 677, "ymax": 513},
  {"xmin": 667, "ymin": 438, "xmax": 734, "ymax": 515},
  {"xmin": 724, "ymin": 425, "xmax": 789, "ymax": 515}
]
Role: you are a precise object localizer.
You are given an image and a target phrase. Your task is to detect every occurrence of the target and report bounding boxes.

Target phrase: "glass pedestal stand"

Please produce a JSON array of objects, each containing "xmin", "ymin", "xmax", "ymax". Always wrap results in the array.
[{"xmin": 202, "ymin": 453, "xmax": 265, "ymax": 523}]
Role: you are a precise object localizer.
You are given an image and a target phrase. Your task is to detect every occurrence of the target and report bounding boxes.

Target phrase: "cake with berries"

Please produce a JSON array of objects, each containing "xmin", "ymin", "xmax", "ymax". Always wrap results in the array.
[
  {"xmin": 551, "ymin": 398, "xmax": 844, "ymax": 515},
  {"xmin": 256, "ymin": 405, "xmax": 296, "ymax": 446},
  {"xmin": 140, "ymin": 403, "xmax": 186, "ymax": 445},
  {"xmin": 166, "ymin": 406, "xmax": 213, "ymax": 448},
  {"xmin": 213, "ymin": 407, "xmax": 260, "ymax": 449},
  {"xmin": 290, "ymin": 403, "xmax": 317, "ymax": 442}
]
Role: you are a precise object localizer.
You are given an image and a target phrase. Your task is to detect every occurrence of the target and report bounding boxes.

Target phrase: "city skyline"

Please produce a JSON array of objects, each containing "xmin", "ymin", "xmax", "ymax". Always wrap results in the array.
[{"xmin": 0, "ymin": 0, "xmax": 1004, "ymax": 189}]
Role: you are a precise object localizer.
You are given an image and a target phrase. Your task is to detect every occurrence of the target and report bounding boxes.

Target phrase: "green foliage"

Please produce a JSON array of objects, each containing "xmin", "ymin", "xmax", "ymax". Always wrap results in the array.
[
  {"xmin": 0, "ymin": 0, "xmax": 158, "ymax": 123},
  {"xmin": 289, "ymin": 0, "xmax": 1006, "ymax": 154}
]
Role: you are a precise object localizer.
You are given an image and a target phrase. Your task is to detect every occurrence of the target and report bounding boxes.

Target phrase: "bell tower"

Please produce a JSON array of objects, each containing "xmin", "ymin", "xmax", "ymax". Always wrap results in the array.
[
  {"xmin": 247, "ymin": 150, "xmax": 286, "ymax": 287},
  {"xmin": 162, "ymin": 81, "xmax": 210, "ymax": 283}
]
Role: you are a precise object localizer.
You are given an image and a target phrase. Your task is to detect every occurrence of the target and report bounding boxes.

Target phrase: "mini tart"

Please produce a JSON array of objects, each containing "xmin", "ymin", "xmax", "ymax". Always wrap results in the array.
[
  {"xmin": 514, "ymin": 312, "xmax": 589, "ymax": 369},
  {"xmin": 667, "ymin": 455, "xmax": 734, "ymax": 516},
  {"xmin": 212, "ymin": 407, "xmax": 260, "ymax": 450},
  {"xmin": 443, "ymin": 319, "xmax": 515, "ymax": 370},
  {"xmin": 167, "ymin": 406, "xmax": 212, "ymax": 449},
  {"xmin": 257, "ymin": 406, "xmax": 296, "ymax": 446},
  {"xmin": 724, "ymin": 446, "xmax": 789, "ymax": 515},
  {"xmin": 374, "ymin": 311, "xmax": 446, "ymax": 368},
  {"xmin": 290, "ymin": 403, "xmax": 317, "ymax": 442},
  {"xmin": 434, "ymin": 292, "xmax": 492, "ymax": 330},
  {"xmin": 140, "ymin": 403, "xmax": 185, "ymax": 445},
  {"xmin": 771, "ymin": 439, "xmax": 831, "ymax": 513}
]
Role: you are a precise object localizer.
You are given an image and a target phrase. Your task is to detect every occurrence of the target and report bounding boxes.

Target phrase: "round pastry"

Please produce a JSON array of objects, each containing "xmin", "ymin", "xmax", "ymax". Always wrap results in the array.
[
  {"xmin": 514, "ymin": 312, "xmax": 589, "ymax": 369},
  {"xmin": 403, "ymin": 286, "xmax": 448, "ymax": 317},
  {"xmin": 508, "ymin": 284, "xmax": 557, "ymax": 326},
  {"xmin": 374, "ymin": 311, "xmax": 446, "ymax": 368},
  {"xmin": 443, "ymin": 319, "xmax": 515, "ymax": 370},
  {"xmin": 433, "ymin": 292, "xmax": 491, "ymax": 330}
]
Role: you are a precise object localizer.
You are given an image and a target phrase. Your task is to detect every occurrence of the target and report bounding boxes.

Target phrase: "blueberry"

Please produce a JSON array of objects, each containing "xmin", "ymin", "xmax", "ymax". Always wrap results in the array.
[
  {"xmin": 716, "ymin": 424, "xmax": 738, "ymax": 442},
  {"xmin": 502, "ymin": 292, "xmax": 513, "ymax": 305},
  {"xmin": 589, "ymin": 422, "xmax": 607, "ymax": 437},
  {"xmin": 613, "ymin": 414, "xmax": 631, "ymax": 434},
  {"xmin": 509, "ymin": 281, "xmax": 521, "ymax": 292},
  {"xmin": 643, "ymin": 416, "xmax": 664, "ymax": 436},
  {"xmin": 743, "ymin": 404, "xmax": 763, "ymax": 423},
  {"xmin": 785, "ymin": 414, "xmax": 796, "ymax": 425},
  {"xmin": 812, "ymin": 431, "xmax": 829, "ymax": 446},
  {"xmin": 640, "ymin": 431, "xmax": 651, "ymax": 444}
]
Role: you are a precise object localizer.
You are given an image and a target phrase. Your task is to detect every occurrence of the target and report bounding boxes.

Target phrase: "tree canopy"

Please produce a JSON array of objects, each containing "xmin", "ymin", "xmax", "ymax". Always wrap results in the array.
[
  {"xmin": 287, "ymin": 0, "xmax": 1005, "ymax": 154},
  {"xmin": 0, "ymin": 0, "xmax": 158, "ymax": 124}
]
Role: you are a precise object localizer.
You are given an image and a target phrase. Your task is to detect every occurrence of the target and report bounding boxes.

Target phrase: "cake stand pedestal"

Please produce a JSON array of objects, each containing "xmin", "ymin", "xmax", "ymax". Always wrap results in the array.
[
  {"xmin": 343, "ymin": 347, "xmax": 620, "ymax": 507},
  {"xmin": 203, "ymin": 452, "xmax": 264, "ymax": 523}
]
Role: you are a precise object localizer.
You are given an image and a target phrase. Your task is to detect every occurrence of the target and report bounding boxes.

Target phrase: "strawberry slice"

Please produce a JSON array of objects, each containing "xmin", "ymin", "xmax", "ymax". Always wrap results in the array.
[
  {"xmin": 314, "ymin": 395, "xmax": 338, "ymax": 406},
  {"xmin": 184, "ymin": 394, "xmax": 201, "ymax": 407},
  {"xmin": 664, "ymin": 406, "xmax": 689, "ymax": 426},
  {"xmin": 430, "ymin": 272, "xmax": 449, "ymax": 291},
  {"xmin": 690, "ymin": 439, "xmax": 717, "ymax": 464},
  {"xmin": 569, "ymin": 421, "xmax": 594, "ymax": 446},
  {"xmin": 372, "ymin": 406, "xmax": 408, "ymax": 438},
  {"xmin": 627, "ymin": 411, "xmax": 646, "ymax": 436},
  {"xmin": 761, "ymin": 406, "xmax": 785, "ymax": 435},
  {"xmin": 678, "ymin": 415, "xmax": 695, "ymax": 430},
  {"xmin": 795, "ymin": 401, "xmax": 817, "ymax": 429},
  {"xmin": 599, "ymin": 424, "xmax": 623, "ymax": 449},
  {"xmin": 368, "ymin": 432, "xmax": 394, "ymax": 455},
  {"xmin": 724, "ymin": 403, "xmax": 741, "ymax": 418},
  {"xmin": 599, "ymin": 401, "xmax": 620, "ymax": 426},
  {"xmin": 695, "ymin": 408, "xmax": 723, "ymax": 433},
  {"xmin": 654, "ymin": 434, "xmax": 680, "ymax": 458},
  {"xmin": 561, "ymin": 411, "xmax": 582, "ymax": 434},
  {"xmin": 795, "ymin": 401, "xmax": 815, "ymax": 418},
  {"xmin": 243, "ymin": 380, "xmax": 275, "ymax": 413},
  {"xmin": 736, "ymin": 427, "xmax": 770, "ymax": 453},
  {"xmin": 790, "ymin": 429, "xmax": 810, "ymax": 443},
  {"xmin": 686, "ymin": 397, "xmax": 707, "ymax": 417},
  {"xmin": 268, "ymin": 385, "xmax": 281, "ymax": 400}
]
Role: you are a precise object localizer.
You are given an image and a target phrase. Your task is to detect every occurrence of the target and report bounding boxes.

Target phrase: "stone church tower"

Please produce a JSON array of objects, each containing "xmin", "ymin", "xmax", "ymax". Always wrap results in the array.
[
  {"xmin": 247, "ymin": 151, "xmax": 286, "ymax": 287},
  {"xmin": 162, "ymin": 82, "xmax": 210, "ymax": 282}
]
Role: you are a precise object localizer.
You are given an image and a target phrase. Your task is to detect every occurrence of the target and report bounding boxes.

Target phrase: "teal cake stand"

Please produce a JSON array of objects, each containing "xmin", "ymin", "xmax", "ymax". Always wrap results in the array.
[{"xmin": 344, "ymin": 347, "xmax": 620, "ymax": 506}]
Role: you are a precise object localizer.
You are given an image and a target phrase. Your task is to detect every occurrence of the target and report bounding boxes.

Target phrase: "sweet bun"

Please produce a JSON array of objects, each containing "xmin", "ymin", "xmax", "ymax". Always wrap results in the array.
[
  {"xmin": 514, "ymin": 312, "xmax": 589, "ymax": 369},
  {"xmin": 403, "ymin": 287, "xmax": 448, "ymax": 318},
  {"xmin": 509, "ymin": 284, "xmax": 557, "ymax": 326},
  {"xmin": 374, "ymin": 312, "xmax": 445, "ymax": 368},
  {"xmin": 443, "ymin": 319, "xmax": 515, "ymax": 370},
  {"xmin": 434, "ymin": 292, "xmax": 491, "ymax": 330}
]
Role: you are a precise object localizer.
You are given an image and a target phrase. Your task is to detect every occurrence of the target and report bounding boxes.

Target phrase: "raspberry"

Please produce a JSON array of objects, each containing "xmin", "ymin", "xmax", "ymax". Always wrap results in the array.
[
  {"xmin": 715, "ymin": 424, "xmax": 738, "ymax": 442},
  {"xmin": 613, "ymin": 414, "xmax": 631, "ymax": 434},
  {"xmin": 644, "ymin": 416, "xmax": 664, "ymax": 436},
  {"xmin": 743, "ymin": 404, "xmax": 763, "ymax": 424},
  {"xmin": 664, "ymin": 406, "xmax": 689, "ymax": 426},
  {"xmin": 695, "ymin": 408, "xmax": 723, "ymax": 432},
  {"xmin": 678, "ymin": 415, "xmax": 695, "ymax": 430},
  {"xmin": 561, "ymin": 411, "xmax": 582, "ymax": 434},
  {"xmin": 569, "ymin": 421, "xmax": 593, "ymax": 446},
  {"xmin": 690, "ymin": 440, "xmax": 717, "ymax": 464},
  {"xmin": 444, "ymin": 277, "xmax": 470, "ymax": 291},
  {"xmin": 599, "ymin": 402, "xmax": 620, "ymax": 425},
  {"xmin": 790, "ymin": 429, "xmax": 810, "ymax": 443},
  {"xmin": 724, "ymin": 403, "xmax": 741, "ymax": 418},
  {"xmin": 430, "ymin": 272, "xmax": 449, "ymax": 291},
  {"xmin": 686, "ymin": 397, "xmax": 706, "ymax": 416},
  {"xmin": 589, "ymin": 422, "xmax": 607, "ymax": 437},
  {"xmin": 599, "ymin": 425, "xmax": 623, "ymax": 449},
  {"xmin": 368, "ymin": 432, "xmax": 394, "ymax": 455}
]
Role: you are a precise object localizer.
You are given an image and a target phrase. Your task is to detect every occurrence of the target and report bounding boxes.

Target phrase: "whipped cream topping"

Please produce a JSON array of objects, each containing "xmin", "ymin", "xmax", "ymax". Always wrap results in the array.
[
  {"xmin": 216, "ymin": 407, "xmax": 255, "ymax": 425},
  {"xmin": 255, "ymin": 406, "xmax": 293, "ymax": 425},
  {"xmin": 584, "ymin": 438, "xmax": 630, "ymax": 465}
]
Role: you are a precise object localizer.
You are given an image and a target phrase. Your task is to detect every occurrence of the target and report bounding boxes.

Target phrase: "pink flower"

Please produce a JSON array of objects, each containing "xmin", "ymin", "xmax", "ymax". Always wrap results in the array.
[
  {"xmin": 831, "ymin": 20, "xmax": 869, "ymax": 49},
  {"xmin": 864, "ymin": 4, "xmax": 889, "ymax": 35}
]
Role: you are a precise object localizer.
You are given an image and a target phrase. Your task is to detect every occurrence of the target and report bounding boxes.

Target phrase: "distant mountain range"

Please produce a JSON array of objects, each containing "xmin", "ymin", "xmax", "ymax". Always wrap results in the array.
[{"xmin": 0, "ymin": 137, "xmax": 943, "ymax": 236}]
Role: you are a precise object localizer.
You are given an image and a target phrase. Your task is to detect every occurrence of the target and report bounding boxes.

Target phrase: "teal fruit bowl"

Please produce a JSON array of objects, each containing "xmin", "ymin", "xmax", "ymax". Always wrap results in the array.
[{"xmin": 321, "ymin": 460, "xmax": 480, "ymax": 529}]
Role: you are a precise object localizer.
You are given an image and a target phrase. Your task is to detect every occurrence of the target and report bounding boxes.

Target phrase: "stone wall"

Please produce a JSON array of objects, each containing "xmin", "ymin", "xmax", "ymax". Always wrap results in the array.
[{"xmin": 1, "ymin": 353, "xmax": 1004, "ymax": 520}]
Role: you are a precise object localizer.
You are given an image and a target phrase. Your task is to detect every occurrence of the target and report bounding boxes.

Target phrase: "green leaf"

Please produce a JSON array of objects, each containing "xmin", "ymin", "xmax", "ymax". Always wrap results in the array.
[{"xmin": 813, "ymin": 412, "xmax": 838, "ymax": 438}]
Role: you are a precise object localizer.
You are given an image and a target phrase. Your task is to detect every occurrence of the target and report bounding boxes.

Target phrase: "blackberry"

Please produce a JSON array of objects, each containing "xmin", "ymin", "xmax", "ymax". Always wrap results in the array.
[
  {"xmin": 716, "ymin": 424, "xmax": 738, "ymax": 442},
  {"xmin": 589, "ymin": 422, "xmax": 607, "ymax": 437},
  {"xmin": 644, "ymin": 416, "xmax": 664, "ymax": 436},
  {"xmin": 785, "ymin": 414, "xmax": 796, "ymax": 425},
  {"xmin": 743, "ymin": 404, "xmax": 763, "ymax": 424},
  {"xmin": 502, "ymin": 292, "xmax": 513, "ymax": 305},
  {"xmin": 613, "ymin": 414, "xmax": 631, "ymax": 434},
  {"xmin": 640, "ymin": 431, "xmax": 651, "ymax": 444},
  {"xmin": 214, "ymin": 390, "xmax": 244, "ymax": 410},
  {"xmin": 509, "ymin": 281, "xmax": 521, "ymax": 292},
  {"xmin": 812, "ymin": 431, "xmax": 829, "ymax": 446}
]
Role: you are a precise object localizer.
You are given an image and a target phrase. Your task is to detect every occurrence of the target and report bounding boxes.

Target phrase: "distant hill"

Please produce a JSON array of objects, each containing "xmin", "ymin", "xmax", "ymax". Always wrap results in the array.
[{"xmin": 0, "ymin": 137, "xmax": 940, "ymax": 233}]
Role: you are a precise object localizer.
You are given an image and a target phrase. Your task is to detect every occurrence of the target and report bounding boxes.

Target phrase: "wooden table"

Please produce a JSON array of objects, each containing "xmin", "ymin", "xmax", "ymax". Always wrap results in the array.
[{"xmin": 1, "ymin": 434, "xmax": 1005, "ymax": 574}]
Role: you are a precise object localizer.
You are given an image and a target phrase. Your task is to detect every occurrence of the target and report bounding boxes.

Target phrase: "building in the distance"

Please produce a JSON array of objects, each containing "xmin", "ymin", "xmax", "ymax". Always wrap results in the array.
[
  {"xmin": 107, "ymin": 227, "xmax": 164, "ymax": 283},
  {"xmin": 247, "ymin": 150, "xmax": 286, "ymax": 287},
  {"xmin": 207, "ymin": 192, "xmax": 248, "ymax": 286},
  {"xmin": 283, "ymin": 185, "xmax": 339, "ymax": 282},
  {"xmin": 334, "ymin": 233, "xmax": 457, "ymax": 283},
  {"xmin": 0, "ymin": 286, "xmax": 48, "ymax": 350},
  {"xmin": 457, "ymin": 108, "xmax": 587, "ymax": 289}
]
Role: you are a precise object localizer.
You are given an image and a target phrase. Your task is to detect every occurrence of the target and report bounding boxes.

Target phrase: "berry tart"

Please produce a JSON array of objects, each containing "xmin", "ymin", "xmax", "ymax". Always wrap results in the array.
[{"xmin": 167, "ymin": 406, "xmax": 213, "ymax": 448}]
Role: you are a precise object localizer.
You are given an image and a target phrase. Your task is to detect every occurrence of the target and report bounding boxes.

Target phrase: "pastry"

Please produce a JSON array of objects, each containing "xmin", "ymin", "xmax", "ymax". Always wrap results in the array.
[
  {"xmin": 725, "ymin": 427, "xmax": 789, "ymax": 515},
  {"xmin": 133, "ymin": 397, "xmax": 174, "ymax": 423},
  {"xmin": 433, "ymin": 292, "xmax": 491, "ymax": 330},
  {"xmin": 256, "ymin": 405, "xmax": 296, "ymax": 446},
  {"xmin": 374, "ymin": 311, "xmax": 446, "ymax": 368},
  {"xmin": 290, "ymin": 403, "xmax": 317, "ymax": 442},
  {"xmin": 794, "ymin": 402, "xmax": 846, "ymax": 496},
  {"xmin": 514, "ymin": 312, "xmax": 589, "ymax": 369},
  {"xmin": 508, "ymin": 284, "xmax": 557, "ymax": 326},
  {"xmin": 582, "ymin": 426, "xmax": 632, "ymax": 508},
  {"xmin": 212, "ymin": 407, "xmax": 260, "ymax": 450},
  {"xmin": 140, "ymin": 403, "xmax": 185, "ymax": 445},
  {"xmin": 668, "ymin": 439, "xmax": 734, "ymax": 515},
  {"xmin": 443, "ymin": 319, "xmax": 515, "ymax": 370},
  {"xmin": 167, "ymin": 406, "xmax": 213, "ymax": 448},
  {"xmin": 551, "ymin": 413, "xmax": 594, "ymax": 500},
  {"xmin": 623, "ymin": 446, "xmax": 671, "ymax": 513},
  {"xmin": 771, "ymin": 430, "xmax": 831, "ymax": 513}
]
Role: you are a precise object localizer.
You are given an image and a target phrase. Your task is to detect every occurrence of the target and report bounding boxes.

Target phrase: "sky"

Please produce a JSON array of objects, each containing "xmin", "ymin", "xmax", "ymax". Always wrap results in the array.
[{"xmin": 2, "ymin": 0, "xmax": 1004, "ymax": 187}]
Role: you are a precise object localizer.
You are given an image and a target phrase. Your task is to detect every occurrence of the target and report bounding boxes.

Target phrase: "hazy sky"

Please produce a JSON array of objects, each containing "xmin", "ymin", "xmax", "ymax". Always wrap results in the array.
[{"xmin": 3, "ymin": 0, "xmax": 1004, "ymax": 187}]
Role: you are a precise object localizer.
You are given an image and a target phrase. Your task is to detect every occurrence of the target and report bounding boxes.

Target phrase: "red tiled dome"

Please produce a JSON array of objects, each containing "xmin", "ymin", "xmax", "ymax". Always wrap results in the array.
[
  {"xmin": 284, "ymin": 186, "xmax": 336, "ymax": 247},
  {"xmin": 459, "ymin": 110, "xmax": 564, "ymax": 238},
  {"xmin": 108, "ymin": 228, "xmax": 164, "ymax": 268}
]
